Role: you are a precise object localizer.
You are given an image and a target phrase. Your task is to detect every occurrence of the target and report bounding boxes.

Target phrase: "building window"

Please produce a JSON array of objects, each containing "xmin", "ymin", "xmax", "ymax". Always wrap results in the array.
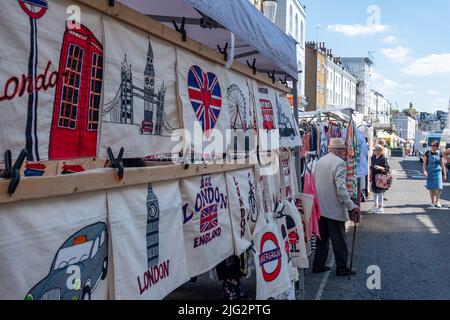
[
  {"xmin": 88, "ymin": 52, "xmax": 103, "ymax": 131},
  {"xmin": 300, "ymin": 20, "xmax": 304, "ymax": 46},
  {"xmin": 58, "ymin": 44, "xmax": 84, "ymax": 129},
  {"xmin": 295, "ymin": 13, "xmax": 299, "ymax": 40},
  {"xmin": 289, "ymin": 5, "xmax": 293, "ymax": 35}
]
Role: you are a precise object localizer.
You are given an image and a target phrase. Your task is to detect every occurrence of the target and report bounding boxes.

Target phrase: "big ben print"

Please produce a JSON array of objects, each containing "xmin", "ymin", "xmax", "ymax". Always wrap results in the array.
[{"xmin": 146, "ymin": 183, "xmax": 160, "ymax": 268}]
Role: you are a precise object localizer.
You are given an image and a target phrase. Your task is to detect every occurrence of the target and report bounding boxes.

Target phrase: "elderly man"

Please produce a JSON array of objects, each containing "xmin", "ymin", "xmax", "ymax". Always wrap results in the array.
[{"xmin": 313, "ymin": 138, "xmax": 360, "ymax": 276}]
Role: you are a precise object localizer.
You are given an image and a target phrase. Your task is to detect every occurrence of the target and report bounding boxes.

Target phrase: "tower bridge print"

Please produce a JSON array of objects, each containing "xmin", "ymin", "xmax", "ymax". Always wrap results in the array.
[{"xmin": 103, "ymin": 40, "xmax": 178, "ymax": 136}]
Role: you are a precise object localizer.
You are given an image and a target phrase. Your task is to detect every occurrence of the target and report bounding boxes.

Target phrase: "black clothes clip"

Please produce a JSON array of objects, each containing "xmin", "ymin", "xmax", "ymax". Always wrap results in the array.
[
  {"xmin": 172, "ymin": 17, "xmax": 187, "ymax": 42},
  {"xmin": 107, "ymin": 147, "xmax": 124, "ymax": 180},
  {"xmin": 267, "ymin": 70, "xmax": 276, "ymax": 84},
  {"xmin": 279, "ymin": 75, "xmax": 288, "ymax": 87},
  {"xmin": 2, "ymin": 149, "xmax": 27, "ymax": 195},
  {"xmin": 217, "ymin": 42, "xmax": 229, "ymax": 62},
  {"xmin": 246, "ymin": 58, "xmax": 257, "ymax": 75}
]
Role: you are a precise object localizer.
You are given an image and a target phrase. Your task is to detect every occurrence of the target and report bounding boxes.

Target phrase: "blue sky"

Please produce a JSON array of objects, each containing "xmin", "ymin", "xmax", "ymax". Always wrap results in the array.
[{"xmin": 301, "ymin": 0, "xmax": 450, "ymax": 113}]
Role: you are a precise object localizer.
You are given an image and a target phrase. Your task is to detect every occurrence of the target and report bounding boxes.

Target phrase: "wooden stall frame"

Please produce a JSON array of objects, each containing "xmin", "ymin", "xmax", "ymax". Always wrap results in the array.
[
  {"xmin": 0, "ymin": 163, "xmax": 255, "ymax": 204},
  {"xmin": 74, "ymin": 0, "xmax": 292, "ymax": 94}
]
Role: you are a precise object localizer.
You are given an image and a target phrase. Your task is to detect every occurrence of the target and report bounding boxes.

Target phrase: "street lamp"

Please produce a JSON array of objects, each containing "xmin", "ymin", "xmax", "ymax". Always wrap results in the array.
[{"xmin": 261, "ymin": 0, "xmax": 278, "ymax": 23}]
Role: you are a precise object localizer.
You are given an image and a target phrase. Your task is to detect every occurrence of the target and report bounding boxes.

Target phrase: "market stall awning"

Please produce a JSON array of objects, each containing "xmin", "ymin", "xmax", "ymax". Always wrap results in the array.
[{"xmin": 118, "ymin": 0, "xmax": 298, "ymax": 80}]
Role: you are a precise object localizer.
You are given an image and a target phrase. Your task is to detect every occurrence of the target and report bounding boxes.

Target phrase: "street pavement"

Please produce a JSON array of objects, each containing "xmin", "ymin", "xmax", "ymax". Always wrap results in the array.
[{"xmin": 167, "ymin": 156, "xmax": 450, "ymax": 300}]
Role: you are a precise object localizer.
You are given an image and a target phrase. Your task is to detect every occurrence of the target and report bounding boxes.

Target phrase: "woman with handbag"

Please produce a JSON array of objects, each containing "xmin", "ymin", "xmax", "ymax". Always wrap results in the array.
[
  {"xmin": 369, "ymin": 145, "xmax": 391, "ymax": 214},
  {"xmin": 423, "ymin": 141, "xmax": 447, "ymax": 208}
]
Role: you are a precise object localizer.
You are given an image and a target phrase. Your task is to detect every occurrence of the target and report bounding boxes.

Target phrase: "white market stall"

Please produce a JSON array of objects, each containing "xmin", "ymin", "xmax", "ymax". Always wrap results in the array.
[{"xmin": 0, "ymin": 0, "xmax": 308, "ymax": 300}]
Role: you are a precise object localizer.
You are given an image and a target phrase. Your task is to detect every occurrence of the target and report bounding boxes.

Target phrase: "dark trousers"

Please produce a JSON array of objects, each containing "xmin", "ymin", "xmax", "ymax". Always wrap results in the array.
[{"xmin": 313, "ymin": 217, "xmax": 349, "ymax": 269}]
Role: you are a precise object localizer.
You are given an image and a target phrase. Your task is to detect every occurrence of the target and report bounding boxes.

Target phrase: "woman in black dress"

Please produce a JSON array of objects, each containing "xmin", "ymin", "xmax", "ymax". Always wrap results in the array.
[{"xmin": 369, "ymin": 145, "xmax": 390, "ymax": 214}]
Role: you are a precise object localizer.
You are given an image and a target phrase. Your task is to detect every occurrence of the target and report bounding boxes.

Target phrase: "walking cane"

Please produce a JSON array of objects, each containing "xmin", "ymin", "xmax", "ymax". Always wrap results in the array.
[
  {"xmin": 349, "ymin": 179, "xmax": 361, "ymax": 279},
  {"xmin": 348, "ymin": 219, "xmax": 358, "ymax": 280}
]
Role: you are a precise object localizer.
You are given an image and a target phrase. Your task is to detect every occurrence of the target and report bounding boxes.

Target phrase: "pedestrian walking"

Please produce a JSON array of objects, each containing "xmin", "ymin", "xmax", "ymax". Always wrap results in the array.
[
  {"xmin": 312, "ymin": 138, "xmax": 360, "ymax": 277},
  {"xmin": 369, "ymin": 145, "xmax": 390, "ymax": 214},
  {"xmin": 423, "ymin": 141, "xmax": 447, "ymax": 208}
]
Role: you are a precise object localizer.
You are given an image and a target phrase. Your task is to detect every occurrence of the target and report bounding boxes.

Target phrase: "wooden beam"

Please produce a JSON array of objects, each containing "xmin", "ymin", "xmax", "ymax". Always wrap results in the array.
[
  {"xmin": 73, "ymin": 0, "xmax": 292, "ymax": 94},
  {"xmin": 0, "ymin": 163, "xmax": 254, "ymax": 204}
]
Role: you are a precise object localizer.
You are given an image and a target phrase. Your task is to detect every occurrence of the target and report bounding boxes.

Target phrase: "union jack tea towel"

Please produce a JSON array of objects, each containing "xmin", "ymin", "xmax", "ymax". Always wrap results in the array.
[
  {"xmin": 107, "ymin": 181, "xmax": 189, "ymax": 300},
  {"xmin": 0, "ymin": 191, "xmax": 109, "ymax": 300},
  {"xmin": 180, "ymin": 173, "xmax": 234, "ymax": 277},
  {"xmin": 225, "ymin": 168, "xmax": 258, "ymax": 256},
  {"xmin": 0, "ymin": 0, "xmax": 103, "ymax": 161},
  {"xmin": 252, "ymin": 213, "xmax": 291, "ymax": 300},
  {"xmin": 283, "ymin": 200, "xmax": 309, "ymax": 268},
  {"xmin": 275, "ymin": 91, "xmax": 301, "ymax": 149},
  {"xmin": 100, "ymin": 16, "xmax": 182, "ymax": 159},
  {"xmin": 176, "ymin": 48, "xmax": 231, "ymax": 160}
]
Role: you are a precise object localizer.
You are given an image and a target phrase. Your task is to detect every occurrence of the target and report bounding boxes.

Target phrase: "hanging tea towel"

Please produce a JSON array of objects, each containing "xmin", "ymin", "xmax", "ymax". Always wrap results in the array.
[
  {"xmin": 225, "ymin": 168, "xmax": 257, "ymax": 256},
  {"xmin": 283, "ymin": 200, "xmax": 309, "ymax": 268},
  {"xmin": 107, "ymin": 181, "xmax": 190, "ymax": 300},
  {"xmin": 252, "ymin": 213, "xmax": 291, "ymax": 300},
  {"xmin": 181, "ymin": 173, "xmax": 234, "ymax": 277},
  {"xmin": 0, "ymin": 191, "xmax": 109, "ymax": 300}
]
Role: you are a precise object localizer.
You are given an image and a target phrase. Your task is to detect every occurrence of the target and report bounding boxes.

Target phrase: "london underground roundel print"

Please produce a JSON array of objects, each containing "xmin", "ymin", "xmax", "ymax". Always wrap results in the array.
[
  {"xmin": 259, "ymin": 232, "xmax": 282, "ymax": 282},
  {"xmin": 18, "ymin": 0, "xmax": 48, "ymax": 20}
]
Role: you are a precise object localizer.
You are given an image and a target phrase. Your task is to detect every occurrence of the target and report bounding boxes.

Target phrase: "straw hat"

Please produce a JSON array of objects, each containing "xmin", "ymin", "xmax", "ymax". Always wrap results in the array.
[{"xmin": 328, "ymin": 138, "xmax": 346, "ymax": 149}]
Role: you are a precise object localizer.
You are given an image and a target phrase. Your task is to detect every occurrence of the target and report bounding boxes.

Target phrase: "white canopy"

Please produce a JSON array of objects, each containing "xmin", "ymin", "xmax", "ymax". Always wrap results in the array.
[{"xmin": 118, "ymin": 0, "xmax": 298, "ymax": 80}]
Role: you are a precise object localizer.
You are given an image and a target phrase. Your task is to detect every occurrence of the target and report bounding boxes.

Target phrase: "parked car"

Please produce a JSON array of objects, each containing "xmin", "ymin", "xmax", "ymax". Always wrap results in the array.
[{"xmin": 25, "ymin": 222, "xmax": 108, "ymax": 300}]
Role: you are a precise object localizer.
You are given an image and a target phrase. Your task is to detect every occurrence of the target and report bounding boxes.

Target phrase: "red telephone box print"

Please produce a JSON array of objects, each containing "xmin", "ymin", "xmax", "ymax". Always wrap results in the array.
[
  {"xmin": 260, "ymin": 99, "xmax": 275, "ymax": 130},
  {"xmin": 49, "ymin": 25, "xmax": 103, "ymax": 160}
]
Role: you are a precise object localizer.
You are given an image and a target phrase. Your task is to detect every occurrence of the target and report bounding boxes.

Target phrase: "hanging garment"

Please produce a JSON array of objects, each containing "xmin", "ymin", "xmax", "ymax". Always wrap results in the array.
[
  {"xmin": 357, "ymin": 130, "xmax": 369, "ymax": 178},
  {"xmin": 344, "ymin": 121, "xmax": 359, "ymax": 199},
  {"xmin": 320, "ymin": 125, "xmax": 328, "ymax": 157},
  {"xmin": 303, "ymin": 167, "xmax": 321, "ymax": 239},
  {"xmin": 310, "ymin": 125, "xmax": 318, "ymax": 153},
  {"xmin": 252, "ymin": 213, "xmax": 291, "ymax": 300},
  {"xmin": 300, "ymin": 131, "xmax": 311, "ymax": 158},
  {"xmin": 314, "ymin": 124, "xmax": 321, "ymax": 155},
  {"xmin": 283, "ymin": 200, "xmax": 309, "ymax": 268}
]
